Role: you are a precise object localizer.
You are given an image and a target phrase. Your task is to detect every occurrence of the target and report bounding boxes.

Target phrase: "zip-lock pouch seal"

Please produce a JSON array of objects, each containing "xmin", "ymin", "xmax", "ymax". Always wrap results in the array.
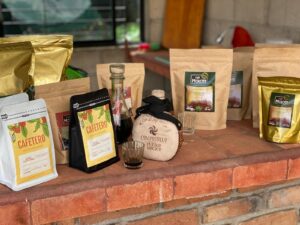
[
  {"xmin": 0, "ymin": 99, "xmax": 57, "ymax": 191},
  {"xmin": 69, "ymin": 88, "xmax": 119, "ymax": 173},
  {"xmin": 258, "ymin": 76, "xmax": 300, "ymax": 143}
]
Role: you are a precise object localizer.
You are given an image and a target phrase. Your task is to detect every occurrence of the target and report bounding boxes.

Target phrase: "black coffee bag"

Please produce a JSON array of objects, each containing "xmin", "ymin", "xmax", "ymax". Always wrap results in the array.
[{"xmin": 69, "ymin": 88, "xmax": 119, "ymax": 173}]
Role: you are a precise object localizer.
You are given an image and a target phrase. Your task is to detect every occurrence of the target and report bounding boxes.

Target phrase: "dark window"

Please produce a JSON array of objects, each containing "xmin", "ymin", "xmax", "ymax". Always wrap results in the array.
[{"xmin": 0, "ymin": 0, "xmax": 144, "ymax": 46}]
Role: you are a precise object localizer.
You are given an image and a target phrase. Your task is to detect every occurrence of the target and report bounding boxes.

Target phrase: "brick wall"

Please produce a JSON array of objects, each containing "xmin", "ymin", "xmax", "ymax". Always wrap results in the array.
[{"xmin": 49, "ymin": 179, "xmax": 300, "ymax": 225}]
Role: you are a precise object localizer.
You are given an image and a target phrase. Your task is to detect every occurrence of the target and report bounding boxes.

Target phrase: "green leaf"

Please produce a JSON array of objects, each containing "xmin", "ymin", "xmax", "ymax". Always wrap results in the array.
[
  {"xmin": 42, "ymin": 124, "xmax": 49, "ymax": 137},
  {"xmin": 8, "ymin": 125, "xmax": 14, "ymax": 130},
  {"xmin": 21, "ymin": 126, "xmax": 28, "ymax": 138},
  {"xmin": 105, "ymin": 111, "xmax": 111, "ymax": 123},
  {"xmin": 28, "ymin": 119, "xmax": 38, "ymax": 123},
  {"xmin": 88, "ymin": 114, "xmax": 93, "ymax": 123},
  {"xmin": 34, "ymin": 121, "xmax": 41, "ymax": 132},
  {"xmin": 98, "ymin": 108, "xmax": 104, "ymax": 119},
  {"xmin": 94, "ymin": 107, "xmax": 101, "ymax": 111}
]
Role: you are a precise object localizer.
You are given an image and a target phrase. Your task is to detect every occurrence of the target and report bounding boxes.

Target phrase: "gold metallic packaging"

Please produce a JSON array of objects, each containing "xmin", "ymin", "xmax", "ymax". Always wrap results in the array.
[
  {"xmin": 0, "ymin": 42, "xmax": 34, "ymax": 96},
  {"xmin": 258, "ymin": 76, "xmax": 300, "ymax": 143},
  {"xmin": 0, "ymin": 35, "xmax": 73, "ymax": 86}
]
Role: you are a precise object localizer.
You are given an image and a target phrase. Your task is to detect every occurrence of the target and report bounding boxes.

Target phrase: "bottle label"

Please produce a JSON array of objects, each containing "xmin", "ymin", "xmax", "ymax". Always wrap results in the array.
[
  {"xmin": 185, "ymin": 72, "xmax": 215, "ymax": 112},
  {"xmin": 77, "ymin": 104, "xmax": 116, "ymax": 167},
  {"xmin": 112, "ymin": 100, "xmax": 122, "ymax": 126},
  {"xmin": 124, "ymin": 87, "xmax": 132, "ymax": 111},
  {"xmin": 110, "ymin": 86, "xmax": 132, "ymax": 126},
  {"xmin": 7, "ymin": 117, "xmax": 54, "ymax": 185}
]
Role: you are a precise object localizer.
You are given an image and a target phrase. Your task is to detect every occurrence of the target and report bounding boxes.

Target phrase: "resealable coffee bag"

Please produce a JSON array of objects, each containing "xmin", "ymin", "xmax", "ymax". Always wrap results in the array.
[
  {"xmin": 258, "ymin": 76, "xmax": 300, "ymax": 143},
  {"xmin": 252, "ymin": 47, "xmax": 300, "ymax": 128},
  {"xmin": 0, "ymin": 35, "xmax": 73, "ymax": 86},
  {"xmin": 35, "ymin": 78, "xmax": 90, "ymax": 164},
  {"xmin": 69, "ymin": 89, "xmax": 119, "ymax": 173},
  {"xmin": 0, "ymin": 99, "xmax": 57, "ymax": 191},
  {"xmin": 170, "ymin": 49, "xmax": 233, "ymax": 130},
  {"xmin": 97, "ymin": 63, "xmax": 145, "ymax": 116},
  {"xmin": 227, "ymin": 47, "xmax": 253, "ymax": 120},
  {"xmin": 0, "ymin": 42, "xmax": 34, "ymax": 96}
]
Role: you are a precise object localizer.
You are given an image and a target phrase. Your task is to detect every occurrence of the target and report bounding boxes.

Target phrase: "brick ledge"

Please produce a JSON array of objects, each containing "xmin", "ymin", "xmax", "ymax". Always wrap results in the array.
[{"xmin": 0, "ymin": 120, "xmax": 299, "ymax": 225}]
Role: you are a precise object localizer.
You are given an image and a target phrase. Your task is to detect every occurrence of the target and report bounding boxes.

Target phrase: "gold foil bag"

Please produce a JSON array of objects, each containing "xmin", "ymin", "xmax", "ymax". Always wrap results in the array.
[
  {"xmin": 258, "ymin": 76, "xmax": 300, "ymax": 143},
  {"xmin": 0, "ymin": 35, "xmax": 73, "ymax": 86},
  {"xmin": 252, "ymin": 46, "xmax": 300, "ymax": 128},
  {"xmin": 0, "ymin": 42, "xmax": 34, "ymax": 96}
]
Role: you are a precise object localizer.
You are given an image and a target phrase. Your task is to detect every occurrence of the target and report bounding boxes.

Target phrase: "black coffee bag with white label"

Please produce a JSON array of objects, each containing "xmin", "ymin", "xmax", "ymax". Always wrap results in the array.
[{"xmin": 69, "ymin": 89, "xmax": 119, "ymax": 173}]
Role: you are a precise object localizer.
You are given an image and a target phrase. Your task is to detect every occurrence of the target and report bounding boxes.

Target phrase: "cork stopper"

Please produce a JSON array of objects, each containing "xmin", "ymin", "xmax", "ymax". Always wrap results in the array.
[
  {"xmin": 110, "ymin": 64, "xmax": 125, "ymax": 79},
  {"xmin": 151, "ymin": 89, "xmax": 165, "ymax": 100}
]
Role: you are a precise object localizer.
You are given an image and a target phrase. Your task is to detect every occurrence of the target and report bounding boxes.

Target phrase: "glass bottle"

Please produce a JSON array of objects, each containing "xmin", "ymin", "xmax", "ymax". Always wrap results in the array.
[{"xmin": 110, "ymin": 64, "xmax": 133, "ymax": 144}]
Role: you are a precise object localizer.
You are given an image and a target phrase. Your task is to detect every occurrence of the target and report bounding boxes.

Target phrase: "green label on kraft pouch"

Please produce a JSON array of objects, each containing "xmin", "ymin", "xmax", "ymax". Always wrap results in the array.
[
  {"xmin": 228, "ymin": 71, "xmax": 243, "ymax": 109},
  {"xmin": 268, "ymin": 92, "xmax": 295, "ymax": 128},
  {"xmin": 185, "ymin": 72, "xmax": 215, "ymax": 112}
]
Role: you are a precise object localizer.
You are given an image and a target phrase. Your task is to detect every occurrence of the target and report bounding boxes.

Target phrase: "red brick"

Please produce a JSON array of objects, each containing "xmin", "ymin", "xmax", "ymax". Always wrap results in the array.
[
  {"xmin": 31, "ymin": 188, "xmax": 106, "ymax": 225},
  {"xmin": 204, "ymin": 198, "xmax": 255, "ymax": 223},
  {"xmin": 80, "ymin": 204, "xmax": 158, "ymax": 225},
  {"xmin": 288, "ymin": 158, "xmax": 300, "ymax": 180},
  {"xmin": 163, "ymin": 190, "xmax": 231, "ymax": 209},
  {"xmin": 233, "ymin": 161, "xmax": 287, "ymax": 188},
  {"xmin": 106, "ymin": 178, "xmax": 173, "ymax": 211},
  {"xmin": 0, "ymin": 201, "xmax": 30, "ymax": 225},
  {"xmin": 269, "ymin": 185, "xmax": 300, "ymax": 208},
  {"xmin": 174, "ymin": 169, "xmax": 232, "ymax": 199},
  {"xmin": 127, "ymin": 209, "xmax": 198, "ymax": 225},
  {"xmin": 53, "ymin": 219, "xmax": 77, "ymax": 225},
  {"xmin": 238, "ymin": 210, "xmax": 297, "ymax": 225}
]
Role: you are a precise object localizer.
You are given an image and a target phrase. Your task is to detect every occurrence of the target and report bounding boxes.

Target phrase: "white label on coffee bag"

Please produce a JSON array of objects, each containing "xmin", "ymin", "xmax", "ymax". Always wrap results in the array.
[
  {"xmin": 87, "ymin": 132, "xmax": 113, "ymax": 161},
  {"xmin": 7, "ymin": 116, "xmax": 55, "ymax": 185},
  {"xmin": 19, "ymin": 148, "xmax": 51, "ymax": 178},
  {"xmin": 77, "ymin": 104, "xmax": 116, "ymax": 167}
]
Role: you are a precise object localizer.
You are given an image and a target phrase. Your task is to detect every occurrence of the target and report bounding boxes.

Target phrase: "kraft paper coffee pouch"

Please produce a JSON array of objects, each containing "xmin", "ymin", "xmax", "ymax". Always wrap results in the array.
[
  {"xmin": 69, "ymin": 88, "xmax": 119, "ymax": 173},
  {"xmin": 170, "ymin": 49, "xmax": 233, "ymax": 130},
  {"xmin": 35, "ymin": 78, "xmax": 90, "ymax": 164},
  {"xmin": 258, "ymin": 76, "xmax": 300, "ymax": 143},
  {"xmin": 97, "ymin": 63, "xmax": 145, "ymax": 117},
  {"xmin": 0, "ymin": 99, "xmax": 57, "ymax": 191},
  {"xmin": 252, "ymin": 47, "xmax": 300, "ymax": 128},
  {"xmin": 0, "ymin": 35, "xmax": 73, "ymax": 86},
  {"xmin": 0, "ymin": 42, "xmax": 34, "ymax": 96},
  {"xmin": 227, "ymin": 47, "xmax": 253, "ymax": 120}
]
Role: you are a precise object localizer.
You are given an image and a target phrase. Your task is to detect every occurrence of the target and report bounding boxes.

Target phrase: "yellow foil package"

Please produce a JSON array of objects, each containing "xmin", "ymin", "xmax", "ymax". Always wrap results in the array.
[
  {"xmin": 258, "ymin": 76, "xmax": 300, "ymax": 143},
  {"xmin": 0, "ymin": 42, "xmax": 34, "ymax": 96},
  {"xmin": 0, "ymin": 35, "xmax": 73, "ymax": 86}
]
